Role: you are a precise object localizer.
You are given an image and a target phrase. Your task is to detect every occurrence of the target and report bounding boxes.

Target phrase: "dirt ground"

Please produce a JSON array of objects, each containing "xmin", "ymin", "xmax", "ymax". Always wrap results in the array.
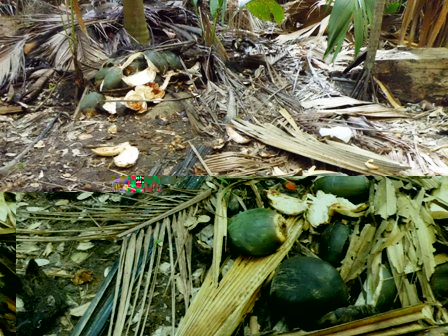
[
  {"xmin": 1, "ymin": 73, "xmax": 211, "ymax": 191},
  {"xmin": 0, "ymin": 71, "xmax": 342, "ymax": 192}
]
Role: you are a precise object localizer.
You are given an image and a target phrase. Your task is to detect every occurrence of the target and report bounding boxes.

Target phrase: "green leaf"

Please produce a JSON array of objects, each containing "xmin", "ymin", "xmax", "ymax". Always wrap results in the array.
[
  {"xmin": 385, "ymin": 1, "xmax": 401, "ymax": 14},
  {"xmin": 219, "ymin": 0, "xmax": 228, "ymax": 23},
  {"xmin": 324, "ymin": 0, "xmax": 355, "ymax": 60},
  {"xmin": 210, "ymin": 0, "xmax": 225, "ymax": 18},
  {"xmin": 324, "ymin": 0, "xmax": 375, "ymax": 61},
  {"xmin": 77, "ymin": 192, "xmax": 94, "ymax": 200},
  {"xmin": 210, "ymin": 0, "xmax": 221, "ymax": 18},
  {"xmin": 353, "ymin": 2, "xmax": 365, "ymax": 56},
  {"xmin": 364, "ymin": 0, "xmax": 375, "ymax": 22},
  {"xmin": 245, "ymin": 0, "xmax": 284, "ymax": 25}
]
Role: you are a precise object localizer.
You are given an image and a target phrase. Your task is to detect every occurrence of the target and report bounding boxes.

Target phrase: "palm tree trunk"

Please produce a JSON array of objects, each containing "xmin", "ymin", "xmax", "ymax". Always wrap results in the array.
[
  {"xmin": 123, "ymin": 0, "xmax": 150, "ymax": 45},
  {"xmin": 352, "ymin": 0, "xmax": 386, "ymax": 100}
]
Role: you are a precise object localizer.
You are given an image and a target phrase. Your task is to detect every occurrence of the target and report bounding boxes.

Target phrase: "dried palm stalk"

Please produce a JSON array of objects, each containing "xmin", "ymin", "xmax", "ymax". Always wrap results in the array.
[{"xmin": 176, "ymin": 216, "xmax": 304, "ymax": 336}]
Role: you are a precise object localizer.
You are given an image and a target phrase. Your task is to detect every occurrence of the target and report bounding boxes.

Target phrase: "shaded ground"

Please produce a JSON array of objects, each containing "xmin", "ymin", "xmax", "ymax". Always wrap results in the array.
[
  {"xmin": 0, "ymin": 241, "xmax": 16, "ymax": 336},
  {"xmin": 16, "ymin": 193, "xmax": 121, "ymax": 335}
]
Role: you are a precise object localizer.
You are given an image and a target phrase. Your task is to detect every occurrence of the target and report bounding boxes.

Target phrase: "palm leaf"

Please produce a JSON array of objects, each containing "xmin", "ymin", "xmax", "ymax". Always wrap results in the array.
[
  {"xmin": 0, "ymin": 36, "xmax": 26, "ymax": 86},
  {"xmin": 324, "ymin": 0, "xmax": 375, "ymax": 61},
  {"xmin": 324, "ymin": 0, "xmax": 355, "ymax": 60},
  {"xmin": 19, "ymin": 13, "xmax": 112, "ymax": 71}
]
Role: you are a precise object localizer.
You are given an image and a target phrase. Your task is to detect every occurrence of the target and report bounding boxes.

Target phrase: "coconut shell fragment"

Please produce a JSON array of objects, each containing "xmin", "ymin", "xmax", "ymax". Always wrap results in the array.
[{"xmin": 227, "ymin": 208, "xmax": 287, "ymax": 256}]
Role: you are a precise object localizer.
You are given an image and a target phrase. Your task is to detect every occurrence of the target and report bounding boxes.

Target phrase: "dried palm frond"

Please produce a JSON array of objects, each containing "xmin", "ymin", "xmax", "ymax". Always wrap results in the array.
[
  {"xmin": 0, "ymin": 2, "xmax": 202, "ymax": 87},
  {"xmin": 204, "ymin": 152, "xmax": 287, "ymax": 175},
  {"xmin": 0, "ymin": 0, "xmax": 16, "ymax": 15},
  {"xmin": 33, "ymin": 27, "xmax": 108, "ymax": 72},
  {"xmin": 0, "ymin": 35, "xmax": 26, "ymax": 87},
  {"xmin": 16, "ymin": 192, "xmax": 199, "ymax": 242},
  {"xmin": 69, "ymin": 188, "xmax": 210, "ymax": 336},
  {"xmin": 177, "ymin": 215, "xmax": 304, "ymax": 336},
  {"xmin": 23, "ymin": 12, "xmax": 115, "ymax": 68},
  {"xmin": 399, "ymin": 0, "xmax": 448, "ymax": 47},
  {"xmin": 0, "ymin": 13, "xmax": 111, "ymax": 86}
]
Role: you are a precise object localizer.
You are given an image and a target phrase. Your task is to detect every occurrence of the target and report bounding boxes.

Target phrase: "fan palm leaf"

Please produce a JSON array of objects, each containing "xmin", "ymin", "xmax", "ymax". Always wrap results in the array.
[{"xmin": 0, "ymin": 36, "xmax": 26, "ymax": 87}]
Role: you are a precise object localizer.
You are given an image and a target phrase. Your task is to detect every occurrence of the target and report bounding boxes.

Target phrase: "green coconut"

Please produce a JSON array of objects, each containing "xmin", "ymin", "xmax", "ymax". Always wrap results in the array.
[
  {"xmin": 79, "ymin": 92, "xmax": 105, "ymax": 113},
  {"xmin": 313, "ymin": 176, "xmax": 370, "ymax": 202},
  {"xmin": 431, "ymin": 262, "xmax": 448, "ymax": 306},
  {"xmin": 320, "ymin": 222, "xmax": 351, "ymax": 266},
  {"xmin": 375, "ymin": 265, "xmax": 398, "ymax": 312},
  {"xmin": 144, "ymin": 50, "xmax": 182, "ymax": 73},
  {"xmin": 101, "ymin": 67, "xmax": 125, "ymax": 91},
  {"xmin": 270, "ymin": 256, "xmax": 349, "ymax": 330},
  {"xmin": 94, "ymin": 61, "xmax": 115, "ymax": 84},
  {"xmin": 164, "ymin": 51, "xmax": 182, "ymax": 69},
  {"xmin": 227, "ymin": 208, "xmax": 287, "ymax": 256}
]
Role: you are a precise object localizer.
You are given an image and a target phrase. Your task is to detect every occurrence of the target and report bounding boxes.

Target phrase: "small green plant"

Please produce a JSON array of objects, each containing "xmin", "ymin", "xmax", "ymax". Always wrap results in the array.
[
  {"xmin": 210, "ymin": 0, "xmax": 227, "ymax": 21},
  {"xmin": 384, "ymin": 1, "xmax": 402, "ymax": 14},
  {"xmin": 216, "ymin": 177, "xmax": 230, "ymax": 186},
  {"xmin": 60, "ymin": 0, "xmax": 85, "ymax": 94},
  {"xmin": 16, "ymin": 162, "xmax": 26, "ymax": 171},
  {"xmin": 195, "ymin": 0, "xmax": 284, "ymax": 27},
  {"xmin": 65, "ymin": 0, "xmax": 79, "ymax": 55}
]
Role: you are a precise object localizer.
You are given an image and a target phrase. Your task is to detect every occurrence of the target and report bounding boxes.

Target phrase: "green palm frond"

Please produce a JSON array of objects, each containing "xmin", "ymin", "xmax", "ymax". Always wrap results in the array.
[{"xmin": 324, "ymin": 0, "xmax": 374, "ymax": 61}]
